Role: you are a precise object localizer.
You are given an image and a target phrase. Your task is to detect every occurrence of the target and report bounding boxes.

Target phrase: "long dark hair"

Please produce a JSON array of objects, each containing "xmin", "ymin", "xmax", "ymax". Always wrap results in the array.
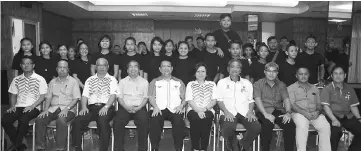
[
  {"xmin": 16, "ymin": 37, "xmax": 36, "ymax": 56},
  {"xmin": 97, "ymin": 35, "xmax": 113, "ymax": 51},
  {"xmin": 123, "ymin": 37, "xmax": 137, "ymax": 52},
  {"xmin": 76, "ymin": 42, "xmax": 91, "ymax": 60},
  {"xmin": 150, "ymin": 36, "xmax": 165, "ymax": 56},
  {"xmin": 39, "ymin": 41, "xmax": 54, "ymax": 58}
]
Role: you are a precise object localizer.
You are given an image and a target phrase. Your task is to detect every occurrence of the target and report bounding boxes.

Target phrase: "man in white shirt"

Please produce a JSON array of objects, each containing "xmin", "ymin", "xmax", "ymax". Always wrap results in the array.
[
  {"xmin": 148, "ymin": 60, "xmax": 186, "ymax": 151},
  {"xmin": 2, "ymin": 56, "xmax": 48, "ymax": 151},
  {"xmin": 113, "ymin": 60, "xmax": 149, "ymax": 151},
  {"xmin": 35, "ymin": 60, "xmax": 81, "ymax": 151},
  {"xmin": 71, "ymin": 58, "xmax": 119, "ymax": 151},
  {"xmin": 217, "ymin": 59, "xmax": 261, "ymax": 151}
]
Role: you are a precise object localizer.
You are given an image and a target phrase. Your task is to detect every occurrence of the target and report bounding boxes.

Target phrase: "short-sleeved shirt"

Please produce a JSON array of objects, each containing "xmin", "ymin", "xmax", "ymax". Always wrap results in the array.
[
  {"xmin": 11, "ymin": 53, "xmax": 37, "ymax": 74},
  {"xmin": 90, "ymin": 52, "xmax": 118, "ymax": 76},
  {"xmin": 34, "ymin": 56, "xmax": 58, "ymax": 83},
  {"xmin": 287, "ymin": 82, "xmax": 320, "ymax": 112},
  {"xmin": 118, "ymin": 76, "xmax": 148, "ymax": 107},
  {"xmin": 266, "ymin": 50, "xmax": 287, "ymax": 65},
  {"xmin": 82, "ymin": 73, "xmax": 119, "ymax": 105},
  {"xmin": 148, "ymin": 76, "xmax": 185, "ymax": 113},
  {"xmin": 278, "ymin": 60, "xmax": 298, "ymax": 86},
  {"xmin": 73, "ymin": 58, "xmax": 92, "ymax": 84},
  {"xmin": 320, "ymin": 82, "xmax": 360, "ymax": 118},
  {"xmin": 212, "ymin": 29, "xmax": 241, "ymax": 58},
  {"xmin": 198, "ymin": 49, "xmax": 225, "ymax": 81},
  {"xmin": 172, "ymin": 57, "xmax": 196, "ymax": 85},
  {"xmin": 217, "ymin": 77, "xmax": 254, "ymax": 116},
  {"xmin": 118, "ymin": 53, "xmax": 143, "ymax": 79},
  {"xmin": 250, "ymin": 60, "xmax": 266, "ymax": 82},
  {"xmin": 296, "ymin": 51, "xmax": 325, "ymax": 84},
  {"xmin": 8, "ymin": 72, "xmax": 48, "ymax": 109},
  {"xmin": 253, "ymin": 78, "xmax": 289, "ymax": 113},
  {"xmin": 185, "ymin": 80, "xmax": 217, "ymax": 113},
  {"xmin": 46, "ymin": 76, "xmax": 81, "ymax": 113},
  {"xmin": 144, "ymin": 55, "xmax": 164, "ymax": 82}
]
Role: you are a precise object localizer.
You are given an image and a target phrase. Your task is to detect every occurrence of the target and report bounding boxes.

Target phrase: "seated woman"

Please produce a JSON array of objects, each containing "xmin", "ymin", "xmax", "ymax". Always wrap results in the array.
[
  {"xmin": 186, "ymin": 62, "xmax": 217, "ymax": 151},
  {"xmin": 288, "ymin": 67, "xmax": 331, "ymax": 151}
]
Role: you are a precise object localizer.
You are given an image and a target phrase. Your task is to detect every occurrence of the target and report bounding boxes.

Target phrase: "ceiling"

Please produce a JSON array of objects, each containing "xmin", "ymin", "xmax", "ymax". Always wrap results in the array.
[{"xmin": 40, "ymin": 1, "xmax": 353, "ymax": 23}]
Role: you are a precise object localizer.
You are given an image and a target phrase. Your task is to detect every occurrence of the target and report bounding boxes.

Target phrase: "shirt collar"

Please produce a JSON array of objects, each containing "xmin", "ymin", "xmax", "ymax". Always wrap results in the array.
[
  {"xmin": 226, "ymin": 76, "xmax": 245, "ymax": 85},
  {"xmin": 260, "ymin": 78, "xmax": 280, "ymax": 88},
  {"xmin": 56, "ymin": 75, "xmax": 70, "ymax": 82},
  {"xmin": 21, "ymin": 72, "xmax": 36, "ymax": 79},
  {"xmin": 331, "ymin": 81, "xmax": 345, "ymax": 90},
  {"xmin": 95, "ymin": 73, "xmax": 111, "ymax": 79},
  {"xmin": 126, "ymin": 75, "xmax": 140, "ymax": 82}
]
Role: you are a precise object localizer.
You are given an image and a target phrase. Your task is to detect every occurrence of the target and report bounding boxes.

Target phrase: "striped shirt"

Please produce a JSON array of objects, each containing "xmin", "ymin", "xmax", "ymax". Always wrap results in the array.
[
  {"xmin": 185, "ymin": 80, "xmax": 217, "ymax": 112},
  {"xmin": 83, "ymin": 73, "xmax": 119, "ymax": 104},
  {"xmin": 8, "ymin": 72, "xmax": 48, "ymax": 108}
]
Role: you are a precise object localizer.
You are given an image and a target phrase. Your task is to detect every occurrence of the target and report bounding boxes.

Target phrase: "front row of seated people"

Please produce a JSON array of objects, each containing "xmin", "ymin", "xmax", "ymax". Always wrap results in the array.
[{"xmin": 2, "ymin": 56, "xmax": 361, "ymax": 151}]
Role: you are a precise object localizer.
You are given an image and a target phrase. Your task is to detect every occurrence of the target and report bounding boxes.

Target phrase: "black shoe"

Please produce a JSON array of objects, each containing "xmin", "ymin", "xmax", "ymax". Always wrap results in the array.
[
  {"xmin": 74, "ymin": 146, "xmax": 83, "ymax": 151},
  {"xmin": 151, "ymin": 149, "xmax": 158, "ymax": 151},
  {"xmin": 4, "ymin": 145, "xmax": 16, "ymax": 151},
  {"xmin": 16, "ymin": 144, "xmax": 27, "ymax": 151}
]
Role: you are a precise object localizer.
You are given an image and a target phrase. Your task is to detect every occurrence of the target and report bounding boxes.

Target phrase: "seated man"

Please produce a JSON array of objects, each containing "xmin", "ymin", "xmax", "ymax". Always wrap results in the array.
[
  {"xmin": 2, "ymin": 56, "xmax": 47, "ymax": 151},
  {"xmin": 218, "ymin": 59, "xmax": 261, "ymax": 151},
  {"xmin": 71, "ymin": 58, "xmax": 119, "ymax": 151},
  {"xmin": 113, "ymin": 60, "xmax": 149, "ymax": 151},
  {"xmin": 148, "ymin": 60, "xmax": 186, "ymax": 151},
  {"xmin": 288, "ymin": 67, "xmax": 331, "ymax": 151},
  {"xmin": 253, "ymin": 62, "xmax": 296, "ymax": 151},
  {"xmin": 35, "ymin": 60, "xmax": 81, "ymax": 151}
]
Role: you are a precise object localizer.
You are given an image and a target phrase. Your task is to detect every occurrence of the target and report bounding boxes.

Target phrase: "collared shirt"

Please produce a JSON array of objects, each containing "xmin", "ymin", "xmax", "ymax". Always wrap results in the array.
[
  {"xmin": 8, "ymin": 72, "xmax": 47, "ymax": 109},
  {"xmin": 253, "ymin": 78, "xmax": 289, "ymax": 113},
  {"xmin": 118, "ymin": 76, "xmax": 148, "ymax": 106},
  {"xmin": 46, "ymin": 76, "xmax": 81, "ymax": 113},
  {"xmin": 185, "ymin": 80, "xmax": 217, "ymax": 113},
  {"xmin": 320, "ymin": 82, "xmax": 359, "ymax": 118},
  {"xmin": 288, "ymin": 82, "xmax": 321, "ymax": 113},
  {"xmin": 83, "ymin": 73, "xmax": 119, "ymax": 105},
  {"xmin": 217, "ymin": 77, "xmax": 254, "ymax": 116},
  {"xmin": 148, "ymin": 76, "xmax": 185, "ymax": 113}
]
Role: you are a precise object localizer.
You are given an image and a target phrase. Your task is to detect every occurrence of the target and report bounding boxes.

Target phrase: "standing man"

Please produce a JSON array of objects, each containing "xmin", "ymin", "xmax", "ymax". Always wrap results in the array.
[
  {"xmin": 2, "ymin": 56, "xmax": 48, "ymax": 151},
  {"xmin": 266, "ymin": 36, "xmax": 286, "ymax": 64},
  {"xmin": 253, "ymin": 62, "xmax": 296, "ymax": 151},
  {"xmin": 148, "ymin": 60, "xmax": 186, "ymax": 151},
  {"xmin": 71, "ymin": 58, "xmax": 118, "ymax": 151},
  {"xmin": 218, "ymin": 59, "xmax": 261, "ymax": 151},
  {"xmin": 35, "ymin": 60, "xmax": 81, "ymax": 151},
  {"xmin": 113, "ymin": 60, "xmax": 149, "ymax": 151}
]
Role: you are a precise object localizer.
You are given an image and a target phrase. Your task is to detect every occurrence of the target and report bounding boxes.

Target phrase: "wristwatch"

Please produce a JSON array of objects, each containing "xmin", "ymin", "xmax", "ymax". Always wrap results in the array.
[
  {"xmin": 104, "ymin": 105, "xmax": 109, "ymax": 109},
  {"xmin": 286, "ymin": 111, "xmax": 293, "ymax": 114}
]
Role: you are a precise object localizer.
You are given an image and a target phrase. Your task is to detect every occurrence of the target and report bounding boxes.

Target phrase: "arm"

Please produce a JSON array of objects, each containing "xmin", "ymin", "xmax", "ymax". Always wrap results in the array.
[
  {"xmin": 14, "ymin": 70, "xmax": 18, "ymax": 77},
  {"xmin": 148, "ymin": 80, "xmax": 159, "ymax": 109},
  {"xmin": 283, "ymin": 98, "xmax": 292, "ymax": 113},
  {"xmin": 217, "ymin": 101, "xmax": 231, "ymax": 114},
  {"xmin": 80, "ymin": 96, "xmax": 89, "ymax": 110},
  {"xmin": 319, "ymin": 64, "xmax": 325, "ymax": 81},
  {"xmin": 91, "ymin": 64, "xmax": 96, "ymax": 75},
  {"xmin": 350, "ymin": 106, "xmax": 361, "ymax": 119},
  {"xmin": 10, "ymin": 94, "xmax": 17, "ymax": 107},
  {"xmin": 206, "ymin": 99, "xmax": 217, "ymax": 110},
  {"xmin": 254, "ymin": 97, "xmax": 267, "ymax": 115},
  {"xmin": 30, "ymin": 94, "xmax": 46, "ymax": 108},
  {"xmin": 323, "ymin": 105, "xmax": 338, "ymax": 121},
  {"xmin": 114, "ymin": 65, "xmax": 119, "ymax": 78},
  {"xmin": 72, "ymin": 74, "xmax": 84, "ymax": 88}
]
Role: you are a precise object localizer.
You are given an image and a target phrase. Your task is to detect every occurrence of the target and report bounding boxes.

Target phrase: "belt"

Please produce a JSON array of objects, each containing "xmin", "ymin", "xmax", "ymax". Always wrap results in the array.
[{"xmin": 90, "ymin": 103, "xmax": 105, "ymax": 106}]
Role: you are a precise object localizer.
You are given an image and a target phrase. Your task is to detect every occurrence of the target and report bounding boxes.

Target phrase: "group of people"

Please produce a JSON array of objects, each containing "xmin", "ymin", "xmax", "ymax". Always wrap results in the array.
[{"xmin": 2, "ymin": 13, "xmax": 360, "ymax": 151}]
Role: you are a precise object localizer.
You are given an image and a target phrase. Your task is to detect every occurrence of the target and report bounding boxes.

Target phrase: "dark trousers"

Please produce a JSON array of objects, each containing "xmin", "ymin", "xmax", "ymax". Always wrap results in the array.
[
  {"xmin": 71, "ymin": 104, "xmax": 115, "ymax": 151},
  {"xmin": 149, "ymin": 108, "xmax": 185, "ymax": 150},
  {"xmin": 220, "ymin": 113, "xmax": 261, "ymax": 151},
  {"xmin": 256, "ymin": 109, "xmax": 296, "ymax": 151},
  {"xmin": 326, "ymin": 116, "xmax": 361, "ymax": 151},
  {"xmin": 35, "ymin": 108, "xmax": 75, "ymax": 150},
  {"xmin": 187, "ymin": 110, "xmax": 214, "ymax": 150},
  {"xmin": 1, "ymin": 107, "xmax": 40, "ymax": 147},
  {"xmin": 113, "ymin": 105, "xmax": 149, "ymax": 151}
]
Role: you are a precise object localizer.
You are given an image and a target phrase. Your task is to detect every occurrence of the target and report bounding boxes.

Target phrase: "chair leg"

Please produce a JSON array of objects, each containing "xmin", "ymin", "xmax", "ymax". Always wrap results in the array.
[
  {"xmin": 111, "ymin": 128, "xmax": 114, "ymax": 151},
  {"xmin": 257, "ymin": 135, "xmax": 260, "ymax": 151},
  {"xmin": 316, "ymin": 134, "xmax": 319, "ymax": 146},
  {"xmin": 221, "ymin": 136, "xmax": 224, "ymax": 151},
  {"xmin": 67, "ymin": 126, "xmax": 70, "ymax": 151},
  {"xmin": 32, "ymin": 123, "xmax": 36, "ymax": 151},
  {"xmin": 1, "ymin": 128, "xmax": 4, "ymax": 151},
  {"xmin": 81, "ymin": 134, "xmax": 84, "ymax": 150},
  {"xmin": 253, "ymin": 139, "xmax": 255, "ymax": 151},
  {"xmin": 148, "ymin": 135, "xmax": 151, "ymax": 151},
  {"xmin": 213, "ymin": 123, "xmax": 216, "ymax": 151}
]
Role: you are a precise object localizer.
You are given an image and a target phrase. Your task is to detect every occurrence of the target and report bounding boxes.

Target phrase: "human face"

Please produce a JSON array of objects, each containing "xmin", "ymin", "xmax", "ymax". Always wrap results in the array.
[
  {"xmin": 296, "ymin": 68, "xmax": 309, "ymax": 83},
  {"xmin": 58, "ymin": 45, "xmax": 68, "ymax": 58},
  {"xmin": 264, "ymin": 66, "xmax": 278, "ymax": 81},
  {"xmin": 178, "ymin": 43, "xmax": 189, "ymax": 57},
  {"xmin": 197, "ymin": 39, "xmax": 204, "ymax": 49},
  {"xmin": 21, "ymin": 40, "xmax": 33, "ymax": 53},
  {"xmin": 205, "ymin": 36, "xmax": 216, "ymax": 48},
  {"xmin": 332, "ymin": 67, "xmax": 346, "ymax": 83},
  {"xmin": 152, "ymin": 41, "xmax": 162, "ymax": 53},
  {"xmin": 286, "ymin": 46, "xmax": 298, "ymax": 59},
  {"xmin": 220, "ymin": 16, "xmax": 231, "ymax": 29},
  {"xmin": 186, "ymin": 38, "xmax": 193, "ymax": 48},
  {"xmin": 96, "ymin": 59, "xmax": 109, "ymax": 74},
  {"xmin": 21, "ymin": 58, "xmax": 34, "ymax": 72},
  {"xmin": 100, "ymin": 38, "xmax": 110, "ymax": 49},
  {"xmin": 280, "ymin": 39, "xmax": 288, "ymax": 48},
  {"xmin": 112, "ymin": 46, "xmax": 121, "ymax": 55},
  {"xmin": 305, "ymin": 38, "xmax": 317, "ymax": 50},
  {"xmin": 228, "ymin": 61, "xmax": 241, "ymax": 77},
  {"xmin": 244, "ymin": 47, "xmax": 253, "ymax": 57},
  {"xmin": 125, "ymin": 39, "xmax": 135, "ymax": 52},
  {"xmin": 68, "ymin": 48, "xmax": 76, "ymax": 59},
  {"xmin": 127, "ymin": 61, "xmax": 139, "ymax": 77},
  {"xmin": 40, "ymin": 43, "xmax": 52, "ymax": 56},
  {"xmin": 79, "ymin": 44, "xmax": 89, "ymax": 57},
  {"xmin": 258, "ymin": 46, "xmax": 269, "ymax": 59},
  {"xmin": 230, "ymin": 43, "xmax": 242, "ymax": 58},
  {"xmin": 165, "ymin": 42, "xmax": 174, "ymax": 53},
  {"xmin": 138, "ymin": 44, "xmax": 148, "ymax": 55},
  {"xmin": 159, "ymin": 61, "xmax": 172, "ymax": 76},
  {"xmin": 268, "ymin": 39, "xmax": 278, "ymax": 50},
  {"xmin": 57, "ymin": 61, "xmax": 69, "ymax": 77},
  {"xmin": 195, "ymin": 66, "xmax": 206, "ymax": 81}
]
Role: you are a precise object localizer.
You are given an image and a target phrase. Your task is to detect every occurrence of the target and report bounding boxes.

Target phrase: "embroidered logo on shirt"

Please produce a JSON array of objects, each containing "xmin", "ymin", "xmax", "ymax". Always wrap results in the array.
[
  {"xmin": 241, "ymin": 86, "xmax": 246, "ymax": 93},
  {"xmin": 226, "ymin": 85, "xmax": 230, "ymax": 89},
  {"xmin": 345, "ymin": 92, "xmax": 351, "ymax": 100}
]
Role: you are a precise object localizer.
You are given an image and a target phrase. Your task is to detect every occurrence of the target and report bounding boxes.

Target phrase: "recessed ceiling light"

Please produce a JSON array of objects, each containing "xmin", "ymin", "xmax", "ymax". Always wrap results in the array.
[
  {"xmin": 194, "ymin": 14, "xmax": 211, "ymax": 18},
  {"xmin": 328, "ymin": 19, "xmax": 347, "ymax": 23},
  {"xmin": 131, "ymin": 13, "xmax": 148, "ymax": 17}
]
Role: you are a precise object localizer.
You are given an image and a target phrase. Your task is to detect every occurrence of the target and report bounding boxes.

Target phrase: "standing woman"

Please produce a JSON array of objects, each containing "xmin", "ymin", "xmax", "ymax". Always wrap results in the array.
[
  {"xmin": 68, "ymin": 46, "xmax": 77, "ymax": 61},
  {"xmin": 58, "ymin": 44, "xmax": 69, "ymax": 60},
  {"xmin": 243, "ymin": 43, "xmax": 257, "ymax": 66},
  {"xmin": 118, "ymin": 37, "xmax": 144, "ymax": 80},
  {"xmin": 173, "ymin": 41, "xmax": 196, "ymax": 85},
  {"xmin": 90, "ymin": 35, "xmax": 119, "ymax": 78},
  {"xmin": 143, "ymin": 36, "xmax": 165, "ymax": 82},
  {"xmin": 72, "ymin": 42, "xmax": 92, "ymax": 89},
  {"xmin": 250, "ymin": 43, "xmax": 269, "ymax": 83},
  {"xmin": 35, "ymin": 41, "xmax": 57, "ymax": 83},
  {"xmin": 186, "ymin": 62, "xmax": 217, "ymax": 151},
  {"xmin": 12, "ymin": 37, "xmax": 37, "ymax": 77},
  {"xmin": 164, "ymin": 39, "xmax": 177, "ymax": 62},
  {"xmin": 137, "ymin": 42, "xmax": 149, "ymax": 56}
]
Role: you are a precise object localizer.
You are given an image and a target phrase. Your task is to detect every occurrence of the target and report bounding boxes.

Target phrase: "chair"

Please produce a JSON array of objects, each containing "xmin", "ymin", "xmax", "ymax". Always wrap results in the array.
[
  {"xmin": 184, "ymin": 118, "xmax": 217, "ymax": 151},
  {"xmin": 220, "ymin": 123, "xmax": 258, "ymax": 151}
]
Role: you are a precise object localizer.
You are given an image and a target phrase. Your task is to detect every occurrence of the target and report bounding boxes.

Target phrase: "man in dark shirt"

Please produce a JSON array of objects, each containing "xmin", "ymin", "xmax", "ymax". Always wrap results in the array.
[
  {"xmin": 185, "ymin": 36, "xmax": 201, "ymax": 60},
  {"xmin": 223, "ymin": 40, "xmax": 251, "ymax": 80},
  {"xmin": 279, "ymin": 36, "xmax": 289, "ymax": 52},
  {"xmin": 278, "ymin": 43, "xmax": 298, "ymax": 86},
  {"xmin": 266, "ymin": 36, "xmax": 286, "ymax": 64}
]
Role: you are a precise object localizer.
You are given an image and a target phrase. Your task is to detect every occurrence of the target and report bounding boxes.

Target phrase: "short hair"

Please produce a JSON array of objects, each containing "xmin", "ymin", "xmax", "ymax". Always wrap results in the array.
[
  {"xmin": 220, "ymin": 13, "xmax": 232, "ymax": 20},
  {"xmin": 57, "ymin": 59, "xmax": 69, "ymax": 68},
  {"xmin": 97, "ymin": 35, "xmax": 113, "ymax": 50},
  {"xmin": 243, "ymin": 43, "xmax": 254, "ymax": 50},
  {"xmin": 297, "ymin": 67, "xmax": 309, "ymax": 74},
  {"xmin": 194, "ymin": 62, "xmax": 208, "ymax": 76},
  {"xmin": 204, "ymin": 33, "xmax": 215, "ymax": 40},
  {"xmin": 264, "ymin": 62, "xmax": 279, "ymax": 71},
  {"xmin": 229, "ymin": 40, "xmax": 242, "ymax": 48},
  {"xmin": 21, "ymin": 56, "xmax": 35, "ymax": 64},
  {"xmin": 177, "ymin": 41, "xmax": 189, "ymax": 49},
  {"xmin": 124, "ymin": 37, "xmax": 136, "ymax": 45},
  {"xmin": 267, "ymin": 36, "xmax": 277, "ymax": 43},
  {"xmin": 39, "ymin": 41, "xmax": 53, "ymax": 57},
  {"xmin": 286, "ymin": 43, "xmax": 297, "ymax": 52},
  {"xmin": 280, "ymin": 36, "xmax": 288, "ymax": 41},
  {"xmin": 127, "ymin": 60, "xmax": 140, "ymax": 69},
  {"xmin": 196, "ymin": 36, "xmax": 205, "ymax": 41},
  {"xmin": 58, "ymin": 44, "xmax": 68, "ymax": 50},
  {"xmin": 160, "ymin": 59, "xmax": 172, "ymax": 67},
  {"xmin": 331, "ymin": 65, "xmax": 346, "ymax": 74},
  {"xmin": 306, "ymin": 35, "xmax": 317, "ymax": 41},
  {"xmin": 227, "ymin": 59, "xmax": 243, "ymax": 68},
  {"xmin": 256, "ymin": 42, "xmax": 269, "ymax": 52},
  {"xmin": 185, "ymin": 36, "xmax": 193, "ymax": 41}
]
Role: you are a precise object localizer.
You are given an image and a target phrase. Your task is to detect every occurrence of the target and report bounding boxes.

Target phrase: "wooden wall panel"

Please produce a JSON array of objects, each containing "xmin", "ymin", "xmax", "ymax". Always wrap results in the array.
[
  {"xmin": 327, "ymin": 24, "xmax": 352, "ymax": 49},
  {"xmin": 42, "ymin": 10, "xmax": 73, "ymax": 48}
]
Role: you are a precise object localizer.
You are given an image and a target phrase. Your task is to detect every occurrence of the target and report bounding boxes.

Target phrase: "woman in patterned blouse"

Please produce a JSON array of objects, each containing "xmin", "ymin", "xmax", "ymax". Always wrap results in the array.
[{"xmin": 186, "ymin": 62, "xmax": 217, "ymax": 151}]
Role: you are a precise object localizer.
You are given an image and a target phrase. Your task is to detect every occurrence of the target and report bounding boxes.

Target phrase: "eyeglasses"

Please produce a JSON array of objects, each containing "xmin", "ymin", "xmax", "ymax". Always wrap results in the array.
[
  {"xmin": 21, "ymin": 63, "xmax": 33, "ymax": 65},
  {"xmin": 265, "ymin": 69, "xmax": 278, "ymax": 73}
]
